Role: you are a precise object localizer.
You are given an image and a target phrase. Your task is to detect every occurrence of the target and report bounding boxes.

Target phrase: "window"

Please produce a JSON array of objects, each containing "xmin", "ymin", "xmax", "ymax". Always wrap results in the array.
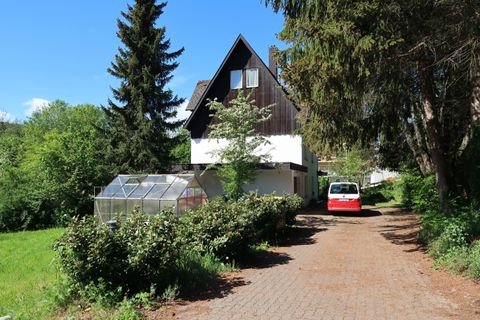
[
  {"xmin": 230, "ymin": 70, "xmax": 242, "ymax": 89},
  {"xmin": 246, "ymin": 68, "xmax": 259, "ymax": 88}
]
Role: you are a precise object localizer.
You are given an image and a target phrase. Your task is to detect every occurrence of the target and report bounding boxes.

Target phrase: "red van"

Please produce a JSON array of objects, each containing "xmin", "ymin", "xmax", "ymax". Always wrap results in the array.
[{"xmin": 327, "ymin": 182, "xmax": 362, "ymax": 213}]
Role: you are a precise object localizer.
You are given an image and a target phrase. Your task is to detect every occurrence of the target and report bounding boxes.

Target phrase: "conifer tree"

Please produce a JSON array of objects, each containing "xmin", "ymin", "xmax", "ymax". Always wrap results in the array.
[{"xmin": 104, "ymin": 0, "xmax": 184, "ymax": 173}]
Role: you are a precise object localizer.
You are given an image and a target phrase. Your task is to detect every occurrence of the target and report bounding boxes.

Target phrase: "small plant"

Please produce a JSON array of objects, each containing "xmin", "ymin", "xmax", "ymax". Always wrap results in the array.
[
  {"xmin": 161, "ymin": 283, "xmax": 179, "ymax": 302},
  {"xmin": 115, "ymin": 299, "xmax": 144, "ymax": 320},
  {"xmin": 132, "ymin": 286, "xmax": 156, "ymax": 310}
]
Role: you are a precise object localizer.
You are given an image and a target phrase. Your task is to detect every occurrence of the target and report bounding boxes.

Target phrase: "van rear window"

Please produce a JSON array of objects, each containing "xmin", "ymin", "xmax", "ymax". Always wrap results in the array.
[{"xmin": 330, "ymin": 184, "xmax": 358, "ymax": 194}]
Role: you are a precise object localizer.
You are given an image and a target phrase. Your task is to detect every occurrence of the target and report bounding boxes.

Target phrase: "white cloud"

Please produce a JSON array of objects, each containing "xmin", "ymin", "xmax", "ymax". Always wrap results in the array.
[
  {"xmin": 175, "ymin": 99, "xmax": 191, "ymax": 122},
  {"xmin": 23, "ymin": 98, "xmax": 50, "ymax": 117},
  {"xmin": 0, "ymin": 110, "xmax": 15, "ymax": 122}
]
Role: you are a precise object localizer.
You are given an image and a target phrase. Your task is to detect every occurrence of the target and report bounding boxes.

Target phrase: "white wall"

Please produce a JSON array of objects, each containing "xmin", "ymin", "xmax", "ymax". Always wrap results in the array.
[
  {"xmin": 195, "ymin": 169, "xmax": 294, "ymax": 199},
  {"xmin": 191, "ymin": 134, "xmax": 319, "ymax": 203},
  {"xmin": 370, "ymin": 169, "xmax": 400, "ymax": 185},
  {"xmin": 191, "ymin": 135, "xmax": 303, "ymax": 165}
]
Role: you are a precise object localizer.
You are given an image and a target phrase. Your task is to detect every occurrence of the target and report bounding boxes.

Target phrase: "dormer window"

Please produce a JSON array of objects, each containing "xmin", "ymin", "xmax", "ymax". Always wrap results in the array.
[
  {"xmin": 246, "ymin": 68, "xmax": 259, "ymax": 88},
  {"xmin": 230, "ymin": 70, "xmax": 242, "ymax": 89}
]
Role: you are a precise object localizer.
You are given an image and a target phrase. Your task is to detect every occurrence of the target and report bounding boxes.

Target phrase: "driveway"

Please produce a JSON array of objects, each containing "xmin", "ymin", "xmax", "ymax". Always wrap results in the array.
[{"xmin": 154, "ymin": 207, "xmax": 480, "ymax": 320}]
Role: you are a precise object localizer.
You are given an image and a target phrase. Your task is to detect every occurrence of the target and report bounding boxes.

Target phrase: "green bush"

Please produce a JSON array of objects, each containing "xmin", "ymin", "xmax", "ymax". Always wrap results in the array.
[
  {"xmin": 427, "ymin": 220, "xmax": 468, "ymax": 259},
  {"xmin": 318, "ymin": 176, "xmax": 329, "ymax": 200},
  {"xmin": 178, "ymin": 197, "xmax": 247, "ymax": 260},
  {"xmin": 178, "ymin": 193, "xmax": 302, "ymax": 260},
  {"xmin": 400, "ymin": 171, "xmax": 439, "ymax": 212},
  {"xmin": 54, "ymin": 209, "xmax": 178, "ymax": 296},
  {"xmin": 283, "ymin": 194, "xmax": 304, "ymax": 225},
  {"xmin": 418, "ymin": 210, "xmax": 448, "ymax": 245},
  {"xmin": 54, "ymin": 193, "xmax": 303, "ymax": 307},
  {"xmin": 467, "ymin": 241, "xmax": 480, "ymax": 278}
]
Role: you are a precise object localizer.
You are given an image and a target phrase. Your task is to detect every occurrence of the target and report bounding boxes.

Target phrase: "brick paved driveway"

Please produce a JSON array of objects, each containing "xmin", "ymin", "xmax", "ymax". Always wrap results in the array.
[{"xmin": 165, "ymin": 207, "xmax": 480, "ymax": 320}]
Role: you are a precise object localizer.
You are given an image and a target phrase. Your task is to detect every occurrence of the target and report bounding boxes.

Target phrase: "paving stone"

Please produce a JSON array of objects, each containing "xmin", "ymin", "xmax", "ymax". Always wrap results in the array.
[{"xmin": 173, "ymin": 209, "xmax": 462, "ymax": 320}]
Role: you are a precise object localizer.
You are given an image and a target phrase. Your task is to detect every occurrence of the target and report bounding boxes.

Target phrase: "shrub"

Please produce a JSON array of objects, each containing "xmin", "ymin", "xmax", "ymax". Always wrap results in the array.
[
  {"xmin": 400, "ymin": 171, "xmax": 439, "ymax": 212},
  {"xmin": 283, "ymin": 194, "xmax": 304, "ymax": 225},
  {"xmin": 54, "ymin": 209, "xmax": 178, "ymax": 296},
  {"xmin": 116, "ymin": 210, "xmax": 179, "ymax": 292},
  {"xmin": 467, "ymin": 241, "xmax": 480, "ymax": 278},
  {"xmin": 178, "ymin": 197, "xmax": 247, "ymax": 260},
  {"xmin": 318, "ymin": 176, "xmax": 329, "ymax": 200},
  {"xmin": 428, "ymin": 220, "xmax": 468, "ymax": 259},
  {"xmin": 178, "ymin": 193, "xmax": 303, "ymax": 260}
]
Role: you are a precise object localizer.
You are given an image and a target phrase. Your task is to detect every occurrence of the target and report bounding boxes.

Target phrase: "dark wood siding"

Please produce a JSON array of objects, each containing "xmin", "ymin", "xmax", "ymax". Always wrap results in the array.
[{"xmin": 189, "ymin": 41, "xmax": 299, "ymax": 139}]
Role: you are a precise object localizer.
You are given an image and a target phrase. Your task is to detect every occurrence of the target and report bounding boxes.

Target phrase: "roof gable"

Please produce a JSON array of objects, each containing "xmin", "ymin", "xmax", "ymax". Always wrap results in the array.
[{"xmin": 185, "ymin": 34, "xmax": 299, "ymax": 137}]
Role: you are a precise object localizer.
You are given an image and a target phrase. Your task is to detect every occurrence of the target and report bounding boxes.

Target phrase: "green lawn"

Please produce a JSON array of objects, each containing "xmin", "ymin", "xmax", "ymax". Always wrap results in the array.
[{"xmin": 0, "ymin": 228, "xmax": 64, "ymax": 320}]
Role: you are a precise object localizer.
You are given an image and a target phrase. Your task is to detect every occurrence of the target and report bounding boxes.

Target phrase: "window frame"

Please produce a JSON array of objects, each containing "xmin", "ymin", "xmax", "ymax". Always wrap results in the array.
[
  {"xmin": 230, "ymin": 69, "xmax": 243, "ymax": 90},
  {"xmin": 246, "ymin": 68, "xmax": 259, "ymax": 88}
]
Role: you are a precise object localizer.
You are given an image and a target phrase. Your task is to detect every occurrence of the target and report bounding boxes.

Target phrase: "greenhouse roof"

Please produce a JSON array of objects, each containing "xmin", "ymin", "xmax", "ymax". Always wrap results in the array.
[{"xmin": 96, "ymin": 174, "xmax": 201, "ymax": 201}]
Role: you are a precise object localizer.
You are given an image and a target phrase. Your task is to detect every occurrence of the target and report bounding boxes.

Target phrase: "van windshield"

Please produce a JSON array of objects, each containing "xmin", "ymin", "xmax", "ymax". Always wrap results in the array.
[{"xmin": 330, "ymin": 184, "xmax": 358, "ymax": 194}]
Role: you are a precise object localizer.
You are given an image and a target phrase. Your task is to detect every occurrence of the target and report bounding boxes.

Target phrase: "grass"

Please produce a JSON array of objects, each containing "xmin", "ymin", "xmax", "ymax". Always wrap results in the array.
[
  {"xmin": 0, "ymin": 228, "xmax": 64, "ymax": 320},
  {"xmin": 374, "ymin": 200, "xmax": 402, "ymax": 208}
]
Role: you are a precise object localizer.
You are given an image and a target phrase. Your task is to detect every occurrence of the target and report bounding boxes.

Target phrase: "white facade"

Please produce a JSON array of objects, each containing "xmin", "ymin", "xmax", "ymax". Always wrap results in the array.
[
  {"xmin": 191, "ymin": 134, "xmax": 319, "ymax": 203},
  {"xmin": 191, "ymin": 135, "xmax": 304, "ymax": 165},
  {"xmin": 369, "ymin": 168, "xmax": 400, "ymax": 185}
]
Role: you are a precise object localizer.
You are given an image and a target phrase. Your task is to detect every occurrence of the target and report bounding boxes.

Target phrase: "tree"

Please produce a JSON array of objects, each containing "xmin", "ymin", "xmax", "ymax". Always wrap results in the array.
[
  {"xmin": 170, "ymin": 128, "xmax": 191, "ymax": 164},
  {"xmin": 331, "ymin": 148, "xmax": 373, "ymax": 187},
  {"xmin": 206, "ymin": 91, "xmax": 272, "ymax": 200},
  {"xmin": 104, "ymin": 0, "xmax": 184, "ymax": 174},
  {"xmin": 265, "ymin": 0, "xmax": 480, "ymax": 212},
  {"xmin": 0, "ymin": 101, "xmax": 113, "ymax": 231}
]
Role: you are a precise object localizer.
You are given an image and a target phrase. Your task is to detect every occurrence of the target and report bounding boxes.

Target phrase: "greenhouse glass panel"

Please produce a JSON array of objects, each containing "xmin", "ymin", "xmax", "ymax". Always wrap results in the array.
[
  {"xmin": 160, "ymin": 200, "xmax": 176, "ymax": 211},
  {"xmin": 145, "ymin": 184, "xmax": 169, "ymax": 199},
  {"xmin": 129, "ymin": 183, "xmax": 155, "ymax": 198},
  {"xmin": 162, "ymin": 181, "xmax": 188, "ymax": 200},
  {"xmin": 127, "ymin": 199, "xmax": 142, "ymax": 214},
  {"xmin": 143, "ymin": 200, "xmax": 160, "ymax": 215},
  {"xmin": 145, "ymin": 175, "xmax": 167, "ymax": 183},
  {"xmin": 95, "ymin": 199, "xmax": 111, "ymax": 223},
  {"xmin": 112, "ymin": 198, "xmax": 127, "ymax": 215},
  {"xmin": 112, "ymin": 184, "xmax": 138, "ymax": 198},
  {"xmin": 94, "ymin": 174, "xmax": 208, "ymax": 222}
]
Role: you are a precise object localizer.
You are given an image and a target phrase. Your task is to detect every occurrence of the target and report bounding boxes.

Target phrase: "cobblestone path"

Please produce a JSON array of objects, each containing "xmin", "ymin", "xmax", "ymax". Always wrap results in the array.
[{"xmin": 161, "ymin": 208, "xmax": 480, "ymax": 320}]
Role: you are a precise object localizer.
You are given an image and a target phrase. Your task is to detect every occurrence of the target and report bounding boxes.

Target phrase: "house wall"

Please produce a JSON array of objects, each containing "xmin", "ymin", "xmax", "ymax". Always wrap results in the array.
[
  {"xmin": 191, "ymin": 134, "xmax": 303, "ymax": 165},
  {"xmin": 188, "ymin": 40, "xmax": 299, "ymax": 139},
  {"xmin": 196, "ymin": 169, "xmax": 294, "ymax": 199},
  {"xmin": 191, "ymin": 134, "xmax": 319, "ymax": 203}
]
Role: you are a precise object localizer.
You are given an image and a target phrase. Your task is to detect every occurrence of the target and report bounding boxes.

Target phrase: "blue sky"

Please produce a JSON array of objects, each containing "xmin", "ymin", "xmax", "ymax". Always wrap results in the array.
[{"xmin": 0, "ymin": 0, "xmax": 285, "ymax": 122}]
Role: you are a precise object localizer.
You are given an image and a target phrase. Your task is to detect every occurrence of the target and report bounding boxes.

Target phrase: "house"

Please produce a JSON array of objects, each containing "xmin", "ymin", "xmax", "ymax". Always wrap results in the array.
[{"xmin": 183, "ymin": 34, "xmax": 319, "ymax": 204}]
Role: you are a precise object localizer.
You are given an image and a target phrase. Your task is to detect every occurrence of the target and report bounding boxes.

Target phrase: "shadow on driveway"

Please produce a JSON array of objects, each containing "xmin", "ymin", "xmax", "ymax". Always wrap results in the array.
[{"xmin": 378, "ymin": 209, "xmax": 426, "ymax": 253}]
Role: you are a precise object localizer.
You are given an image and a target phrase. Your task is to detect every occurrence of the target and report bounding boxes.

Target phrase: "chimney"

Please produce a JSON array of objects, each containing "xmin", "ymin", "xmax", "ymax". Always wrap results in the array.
[{"xmin": 268, "ymin": 46, "xmax": 278, "ymax": 79}]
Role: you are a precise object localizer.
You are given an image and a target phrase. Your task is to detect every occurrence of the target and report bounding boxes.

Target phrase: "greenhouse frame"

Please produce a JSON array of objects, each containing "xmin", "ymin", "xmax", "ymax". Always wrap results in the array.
[{"xmin": 94, "ymin": 174, "xmax": 207, "ymax": 223}]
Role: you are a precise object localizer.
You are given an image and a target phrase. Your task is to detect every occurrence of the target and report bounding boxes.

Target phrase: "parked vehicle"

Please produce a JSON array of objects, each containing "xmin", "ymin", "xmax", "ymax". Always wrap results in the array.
[{"xmin": 327, "ymin": 182, "xmax": 361, "ymax": 213}]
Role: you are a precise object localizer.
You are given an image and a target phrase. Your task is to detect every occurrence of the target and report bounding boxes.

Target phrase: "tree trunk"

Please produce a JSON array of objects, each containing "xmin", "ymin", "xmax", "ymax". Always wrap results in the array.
[
  {"xmin": 471, "ymin": 48, "xmax": 480, "ymax": 122},
  {"xmin": 419, "ymin": 62, "xmax": 450, "ymax": 212},
  {"xmin": 457, "ymin": 46, "xmax": 480, "ymax": 157}
]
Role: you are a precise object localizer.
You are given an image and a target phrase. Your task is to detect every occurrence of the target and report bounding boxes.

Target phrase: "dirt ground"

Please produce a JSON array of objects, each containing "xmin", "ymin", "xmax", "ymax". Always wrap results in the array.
[{"xmin": 148, "ymin": 207, "xmax": 480, "ymax": 320}]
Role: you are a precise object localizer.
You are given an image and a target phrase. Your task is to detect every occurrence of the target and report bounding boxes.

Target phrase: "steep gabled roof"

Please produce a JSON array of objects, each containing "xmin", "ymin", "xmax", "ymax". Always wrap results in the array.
[
  {"xmin": 186, "ymin": 80, "xmax": 210, "ymax": 111},
  {"xmin": 184, "ymin": 34, "xmax": 290, "ymax": 130}
]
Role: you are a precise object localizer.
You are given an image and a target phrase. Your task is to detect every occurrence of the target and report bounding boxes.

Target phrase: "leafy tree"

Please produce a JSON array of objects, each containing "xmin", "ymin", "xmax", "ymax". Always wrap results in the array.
[
  {"xmin": 331, "ymin": 148, "xmax": 373, "ymax": 187},
  {"xmin": 265, "ymin": 0, "xmax": 480, "ymax": 212},
  {"xmin": 0, "ymin": 101, "xmax": 112, "ymax": 230},
  {"xmin": 206, "ymin": 91, "xmax": 272, "ymax": 200},
  {"xmin": 170, "ymin": 128, "xmax": 191, "ymax": 164},
  {"xmin": 104, "ymin": 0, "xmax": 184, "ymax": 174}
]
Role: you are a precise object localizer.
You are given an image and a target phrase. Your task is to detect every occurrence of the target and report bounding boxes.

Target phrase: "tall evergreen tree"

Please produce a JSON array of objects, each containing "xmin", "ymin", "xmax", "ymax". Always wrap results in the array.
[
  {"xmin": 265, "ymin": 0, "xmax": 480, "ymax": 212},
  {"xmin": 104, "ymin": 0, "xmax": 184, "ymax": 174}
]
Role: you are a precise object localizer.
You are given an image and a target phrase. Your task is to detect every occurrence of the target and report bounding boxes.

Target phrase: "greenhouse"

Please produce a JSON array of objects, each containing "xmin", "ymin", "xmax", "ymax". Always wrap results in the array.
[{"xmin": 94, "ymin": 174, "xmax": 207, "ymax": 223}]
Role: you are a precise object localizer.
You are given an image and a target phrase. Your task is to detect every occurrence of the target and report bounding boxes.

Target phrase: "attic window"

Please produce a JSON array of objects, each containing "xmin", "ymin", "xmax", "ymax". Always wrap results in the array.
[
  {"xmin": 230, "ymin": 70, "xmax": 242, "ymax": 89},
  {"xmin": 246, "ymin": 68, "xmax": 259, "ymax": 88}
]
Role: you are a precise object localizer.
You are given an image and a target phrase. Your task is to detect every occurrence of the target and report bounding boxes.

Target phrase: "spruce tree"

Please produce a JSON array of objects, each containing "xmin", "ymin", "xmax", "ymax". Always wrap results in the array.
[{"xmin": 104, "ymin": 0, "xmax": 184, "ymax": 173}]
